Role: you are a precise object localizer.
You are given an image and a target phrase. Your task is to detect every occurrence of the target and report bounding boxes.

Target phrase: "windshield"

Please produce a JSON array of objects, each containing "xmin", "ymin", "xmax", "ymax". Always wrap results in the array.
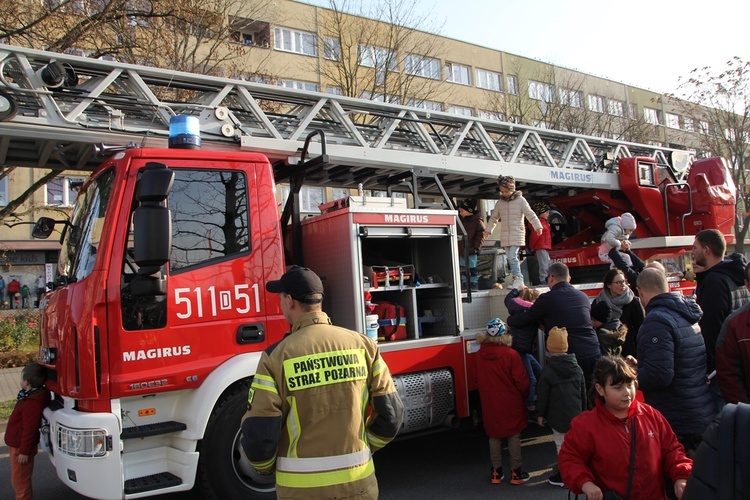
[{"xmin": 58, "ymin": 169, "xmax": 116, "ymax": 282}]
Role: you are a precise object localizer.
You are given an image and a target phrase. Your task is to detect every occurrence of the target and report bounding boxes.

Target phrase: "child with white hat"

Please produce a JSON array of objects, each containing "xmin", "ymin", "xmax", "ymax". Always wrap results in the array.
[{"xmin": 598, "ymin": 212, "xmax": 637, "ymax": 268}]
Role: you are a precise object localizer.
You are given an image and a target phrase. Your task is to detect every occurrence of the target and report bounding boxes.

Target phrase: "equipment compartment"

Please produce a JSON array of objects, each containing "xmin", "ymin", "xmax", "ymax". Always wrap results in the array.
[{"xmin": 301, "ymin": 197, "xmax": 462, "ymax": 341}]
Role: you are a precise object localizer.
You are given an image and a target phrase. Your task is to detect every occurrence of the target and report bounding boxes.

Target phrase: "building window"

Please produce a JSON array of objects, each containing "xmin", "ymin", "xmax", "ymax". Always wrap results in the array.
[
  {"xmin": 699, "ymin": 120, "xmax": 711, "ymax": 134},
  {"xmin": 643, "ymin": 107, "xmax": 661, "ymax": 126},
  {"xmin": 0, "ymin": 176, "xmax": 7, "ymax": 206},
  {"xmin": 558, "ymin": 88, "xmax": 582, "ymax": 108},
  {"xmin": 479, "ymin": 110, "xmax": 504, "ymax": 121},
  {"xmin": 230, "ymin": 18, "xmax": 270, "ymax": 48},
  {"xmin": 588, "ymin": 95, "xmax": 606, "ymax": 113},
  {"xmin": 323, "ymin": 37, "xmax": 340, "ymax": 61},
  {"xmin": 331, "ymin": 188, "xmax": 349, "ymax": 201},
  {"xmin": 506, "ymin": 75, "xmax": 519, "ymax": 95},
  {"xmin": 361, "ymin": 92, "xmax": 400, "ymax": 104},
  {"xmin": 532, "ymin": 120, "xmax": 550, "ymax": 129},
  {"xmin": 281, "ymin": 186, "xmax": 324, "ymax": 213},
  {"xmin": 608, "ymin": 99, "xmax": 625, "ymax": 117},
  {"xmin": 326, "ymin": 86, "xmax": 342, "ymax": 95},
  {"xmin": 358, "ymin": 44, "xmax": 397, "ymax": 71},
  {"xmin": 46, "ymin": 176, "xmax": 87, "ymax": 206},
  {"xmin": 629, "ymin": 103, "xmax": 638, "ymax": 119},
  {"xmin": 666, "ymin": 112, "xmax": 681, "ymax": 129},
  {"xmin": 446, "ymin": 63, "xmax": 471, "ymax": 85},
  {"xmin": 277, "ymin": 80, "xmax": 318, "ymax": 92},
  {"xmin": 448, "ymin": 105, "xmax": 473, "ymax": 116},
  {"xmin": 274, "ymin": 27, "xmax": 317, "ymax": 56},
  {"xmin": 404, "ymin": 54, "xmax": 440, "ymax": 79},
  {"xmin": 409, "ymin": 99, "xmax": 443, "ymax": 111},
  {"xmin": 683, "ymin": 117, "xmax": 694, "ymax": 132},
  {"xmin": 476, "ymin": 69, "xmax": 502, "ymax": 91},
  {"xmin": 529, "ymin": 80, "xmax": 555, "ymax": 103}
]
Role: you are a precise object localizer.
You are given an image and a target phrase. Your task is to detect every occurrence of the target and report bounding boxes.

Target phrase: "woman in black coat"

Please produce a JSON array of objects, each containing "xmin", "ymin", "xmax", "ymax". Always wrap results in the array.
[{"xmin": 592, "ymin": 269, "xmax": 645, "ymax": 358}]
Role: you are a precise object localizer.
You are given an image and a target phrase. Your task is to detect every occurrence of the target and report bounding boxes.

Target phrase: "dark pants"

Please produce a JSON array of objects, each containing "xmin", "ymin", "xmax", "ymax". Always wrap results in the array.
[{"xmin": 575, "ymin": 353, "xmax": 602, "ymax": 401}]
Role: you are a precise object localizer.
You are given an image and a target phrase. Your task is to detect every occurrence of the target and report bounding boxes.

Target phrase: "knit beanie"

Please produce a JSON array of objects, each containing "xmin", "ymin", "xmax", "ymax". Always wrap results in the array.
[
  {"xmin": 459, "ymin": 198, "xmax": 477, "ymax": 214},
  {"xmin": 546, "ymin": 326, "xmax": 568, "ymax": 355},
  {"xmin": 533, "ymin": 200, "xmax": 551, "ymax": 216},
  {"xmin": 620, "ymin": 212, "xmax": 637, "ymax": 231},
  {"xmin": 497, "ymin": 175, "xmax": 516, "ymax": 191},
  {"xmin": 591, "ymin": 301, "xmax": 613, "ymax": 324}
]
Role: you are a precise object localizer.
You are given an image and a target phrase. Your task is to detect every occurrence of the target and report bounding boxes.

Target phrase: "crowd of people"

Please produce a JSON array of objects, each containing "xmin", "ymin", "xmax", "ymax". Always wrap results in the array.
[
  {"xmin": 0, "ymin": 275, "xmax": 47, "ymax": 309},
  {"xmin": 473, "ymin": 224, "xmax": 749, "ymax": 499}
]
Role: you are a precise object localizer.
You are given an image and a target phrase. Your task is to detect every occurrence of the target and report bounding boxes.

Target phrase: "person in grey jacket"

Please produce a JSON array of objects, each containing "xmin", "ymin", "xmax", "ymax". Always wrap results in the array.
[
  {"xmin": 634, "ymin": 268, "xmax": 714, "ymax": 457},
  {"xmin": 536, "ymin": 326, "xmax": 587, "ymax": 487}
]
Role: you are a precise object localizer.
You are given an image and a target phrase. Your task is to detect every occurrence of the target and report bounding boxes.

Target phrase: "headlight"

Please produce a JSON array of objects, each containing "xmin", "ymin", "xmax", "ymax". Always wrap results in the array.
[
  {"xmin": 56, "ymin": 424, "xmax": 111, "ymax": 458},
  {"xmin": 40, "ymin": 346, "xmax": 57, "ymax": 364}
]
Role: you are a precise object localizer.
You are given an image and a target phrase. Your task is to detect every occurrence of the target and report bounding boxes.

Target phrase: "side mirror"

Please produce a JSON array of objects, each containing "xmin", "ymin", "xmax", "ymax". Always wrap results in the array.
[
  {"xmin": 32, "ymin": 217, "xmax": 56, "ymax": 239},
  {"xmin": 131, "ymin": 162, "xmax": 174, "ymax": 296}
]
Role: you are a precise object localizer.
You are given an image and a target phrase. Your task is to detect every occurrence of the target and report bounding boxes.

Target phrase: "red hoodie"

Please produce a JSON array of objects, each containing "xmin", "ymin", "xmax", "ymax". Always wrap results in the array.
[{"xmin": 558, "ymin": 398, "xmax": 691, "ymax": 499}]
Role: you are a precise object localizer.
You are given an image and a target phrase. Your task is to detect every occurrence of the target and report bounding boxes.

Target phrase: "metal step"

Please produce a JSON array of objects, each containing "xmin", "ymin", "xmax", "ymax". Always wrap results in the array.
[
  {"xmin": 124, "ymin": 472, "xmax": 181, "ymax": 494},
  {"xmin": 121, "ymin": 420, "xmax": 187, "ymax": 439}
]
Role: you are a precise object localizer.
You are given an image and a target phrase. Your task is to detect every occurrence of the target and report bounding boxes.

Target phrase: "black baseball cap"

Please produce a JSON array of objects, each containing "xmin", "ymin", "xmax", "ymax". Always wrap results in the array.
[{"xmin": 266, "ymin": 266, "xmax": 324, "ymax": 303}]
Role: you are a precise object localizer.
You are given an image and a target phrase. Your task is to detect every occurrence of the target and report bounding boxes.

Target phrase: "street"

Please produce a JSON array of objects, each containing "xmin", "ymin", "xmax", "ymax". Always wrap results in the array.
[{"xmin": 0, "ymin": 422, "xmax": 570, "ymax": 499}]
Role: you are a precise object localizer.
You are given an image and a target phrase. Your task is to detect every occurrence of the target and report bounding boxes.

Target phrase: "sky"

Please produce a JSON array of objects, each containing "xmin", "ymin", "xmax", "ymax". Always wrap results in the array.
[{"xmin": 301, "ymin": 0, "xmax": 750, "ymax": 96}]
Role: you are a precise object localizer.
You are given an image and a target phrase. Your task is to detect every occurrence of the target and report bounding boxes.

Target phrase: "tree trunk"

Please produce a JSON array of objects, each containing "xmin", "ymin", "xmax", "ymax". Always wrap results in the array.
[{"xmin": 0, "ymin": 170, "xmax": 61, "ymax": 222}]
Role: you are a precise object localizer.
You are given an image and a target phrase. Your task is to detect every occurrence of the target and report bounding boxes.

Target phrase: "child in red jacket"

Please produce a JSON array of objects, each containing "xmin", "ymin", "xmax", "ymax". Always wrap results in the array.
[
  {"xmin": 476, "ymin": 318, "xmax": 531, "ymax": 485},
  {"xmin": 4, "ymin": 363, "xmax": 51, "ymax": 500},
  {"xmin": 529, "ymin": 201, "xmax": 553, "ymax": 284},
  {"xmin": 558, "ymin": 355, "xmax": 692, "ymax": 500}
]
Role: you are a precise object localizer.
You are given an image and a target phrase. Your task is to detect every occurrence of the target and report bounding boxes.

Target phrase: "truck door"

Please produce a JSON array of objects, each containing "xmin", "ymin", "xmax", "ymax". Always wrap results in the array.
[{"xmin": 110, "ymin": 161, "xmax": 275, "ymax": 397}]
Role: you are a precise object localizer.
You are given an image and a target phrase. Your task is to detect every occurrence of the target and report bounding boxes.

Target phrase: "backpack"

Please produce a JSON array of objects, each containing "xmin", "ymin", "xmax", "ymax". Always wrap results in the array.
[
  {"xmin": 684, "ymin": 402, "xmax": 750, "ymax": 499},
  {"xmin": 372, "ymin": 301, "xmax": 407, "ymax": 342}
]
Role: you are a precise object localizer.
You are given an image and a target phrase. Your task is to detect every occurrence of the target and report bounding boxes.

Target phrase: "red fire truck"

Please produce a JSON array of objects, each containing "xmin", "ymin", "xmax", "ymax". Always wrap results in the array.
[{"xmin": 0, "ymin": 45, "xmax": 736, "ymax": 499}]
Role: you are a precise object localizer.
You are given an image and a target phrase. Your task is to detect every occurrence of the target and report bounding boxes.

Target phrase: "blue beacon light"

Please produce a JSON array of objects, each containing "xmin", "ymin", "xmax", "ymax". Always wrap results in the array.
[{"xmin": 168, "ymin": 115, "xmax": 201, "ymax": 149}]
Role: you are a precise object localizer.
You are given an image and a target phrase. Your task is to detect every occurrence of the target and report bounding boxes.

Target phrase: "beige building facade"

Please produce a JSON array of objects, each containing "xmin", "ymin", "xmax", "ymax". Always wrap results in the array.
[{"xmin": 0, "ymin": 0, "xmax": 708, "ymax": 289}]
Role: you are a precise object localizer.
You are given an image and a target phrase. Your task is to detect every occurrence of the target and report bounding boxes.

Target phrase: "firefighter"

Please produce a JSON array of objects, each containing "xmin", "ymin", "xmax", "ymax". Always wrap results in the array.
[{"xmin": 240, "ymin": 266, "xmax": 404, "ymax": 499}]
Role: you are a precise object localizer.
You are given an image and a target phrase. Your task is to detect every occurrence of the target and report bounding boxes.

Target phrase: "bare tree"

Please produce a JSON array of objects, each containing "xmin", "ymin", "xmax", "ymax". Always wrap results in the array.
[
  {"xmin": 0, "ymin": 0, "xmax": 277, "ymax": 76},
  {"xmin": 670, "ymin": 57, "xmax": 750, "ymax": 251},
  {"xmin": 312, "ymin": 0, "xmax": 450, "ymax": 105},
  {"xmin": 0, "ymin": 169, "xmax": 61, "ymax": 224},
  {"xmin": 0, "ymin": 0, "xmax": 278, "ymax": 217},
  {"xmin": 478, "ymin": 63, "xmax": 655, "ymax": 146}
]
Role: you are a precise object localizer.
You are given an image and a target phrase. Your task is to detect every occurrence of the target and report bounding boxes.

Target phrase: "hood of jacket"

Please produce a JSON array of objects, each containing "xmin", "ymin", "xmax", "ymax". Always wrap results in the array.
[
  {"xmin": 696, "ymin": 254, "xmax": 747, "ymax": 288},
  {"xmin": 645, "ymin": 292, "xmax": 703, "ymax": 324},
  {"xmin": 547, "ymin": 353, "xmax": 580, "ymax": 377},
  {"xmin": 604, "ymin": 216, "xmax": 622, "ymax": 231}
]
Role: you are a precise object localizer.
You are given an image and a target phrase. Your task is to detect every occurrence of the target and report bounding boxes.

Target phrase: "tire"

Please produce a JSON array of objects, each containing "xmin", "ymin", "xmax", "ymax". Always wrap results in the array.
[{"xmin": 197, "ymin": 381, "xmax": 276, "ymax": 499}]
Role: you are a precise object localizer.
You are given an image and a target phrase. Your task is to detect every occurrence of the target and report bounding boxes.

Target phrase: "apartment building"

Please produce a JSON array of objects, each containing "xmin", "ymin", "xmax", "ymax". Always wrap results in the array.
[{"xmin": 0, "ymin": 0, "xmax": 710, "ymax": 284}]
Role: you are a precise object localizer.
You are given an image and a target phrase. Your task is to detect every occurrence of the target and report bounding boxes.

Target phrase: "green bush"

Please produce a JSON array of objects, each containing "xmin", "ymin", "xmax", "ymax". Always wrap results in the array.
[{"xmin": 0, "ymin": 313, "xmax": 40, "ymax": 352}]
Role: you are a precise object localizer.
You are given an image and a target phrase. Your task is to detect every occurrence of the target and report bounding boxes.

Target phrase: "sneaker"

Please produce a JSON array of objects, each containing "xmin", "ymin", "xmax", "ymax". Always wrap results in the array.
[
  {"xmin": 547, "ymin": 472, "xmax": 564, "ymax": 487},
  {"xmin": 490, "ymin": 466, "xmax": 504, "ymax": 484},
  {"xmin": 510, "ymin": 467, "xmax": 530, "ymax": 485}
]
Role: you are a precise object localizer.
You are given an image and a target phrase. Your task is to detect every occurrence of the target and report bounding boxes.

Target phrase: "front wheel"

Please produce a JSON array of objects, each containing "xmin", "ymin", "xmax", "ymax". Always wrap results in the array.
[{"xmin": 197, "ymin": 382, "xmax": 276, "ymax": 499}]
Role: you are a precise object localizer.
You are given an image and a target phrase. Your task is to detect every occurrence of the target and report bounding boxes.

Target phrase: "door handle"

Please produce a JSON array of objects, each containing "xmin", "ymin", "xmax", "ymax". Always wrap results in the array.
[{"xmin": 237, "ymin": 323, "xmax": 265, "ymax": 344}]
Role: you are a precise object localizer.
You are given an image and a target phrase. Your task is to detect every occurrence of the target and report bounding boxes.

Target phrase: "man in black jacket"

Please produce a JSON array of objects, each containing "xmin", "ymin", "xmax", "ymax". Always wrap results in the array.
[
  {"xmin": 692, "ymin": 229, "xmax": 750, "ymax": 413},
  {"xmin": 635, "ymin": 268, "xmax": 714, "ymax": 457},
  {"xmin": 507, "ymin": 263, "xmax": 601, "ymax": 382}
]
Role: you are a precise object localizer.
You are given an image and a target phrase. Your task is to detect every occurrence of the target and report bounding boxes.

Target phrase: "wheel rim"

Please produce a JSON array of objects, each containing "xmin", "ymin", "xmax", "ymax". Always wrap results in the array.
[{"xmin": 231, "ymin": 428, "xmax": 276, "ymax": 493}]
